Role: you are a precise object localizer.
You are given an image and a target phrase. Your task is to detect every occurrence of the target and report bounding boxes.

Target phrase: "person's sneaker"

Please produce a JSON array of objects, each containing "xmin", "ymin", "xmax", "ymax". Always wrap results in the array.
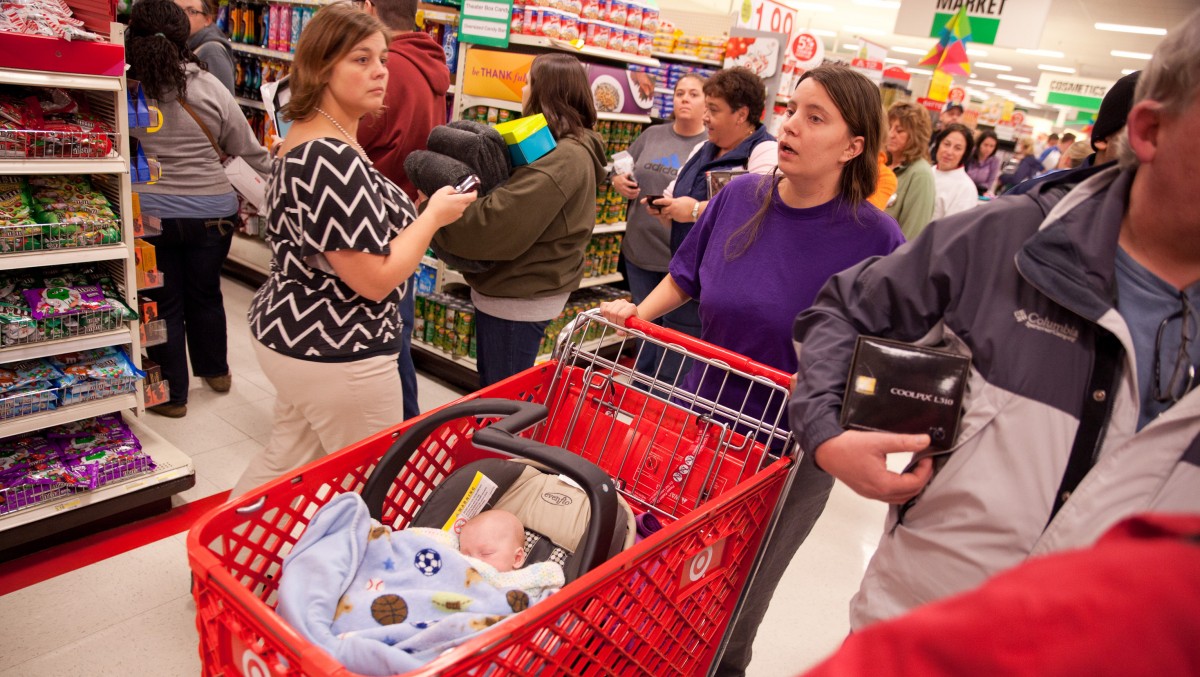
[
  {"xmin": 149, "ymin": 402, "xmax": 187, "ymax": 418},
  {"xmin": 204, "ymin": 374, "xmax": 232, "ymax": 392}
]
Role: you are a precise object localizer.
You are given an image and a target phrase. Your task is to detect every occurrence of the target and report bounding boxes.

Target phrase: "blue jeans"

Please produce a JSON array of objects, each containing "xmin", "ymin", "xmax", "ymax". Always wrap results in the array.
[
  {"xmin": 475, "ymin": 310, "xmax": 550, "ymax": 388},
  {"xmin": 624, "ymin": 261, "xmax": 668, "ymax": 377},
  {"xmin": 144, "ymin": 214, "xmax": 235, "ymax": 405},
  {"xmin": 398, "ymin": 279, "xmax": 419, "ymax": 420}
]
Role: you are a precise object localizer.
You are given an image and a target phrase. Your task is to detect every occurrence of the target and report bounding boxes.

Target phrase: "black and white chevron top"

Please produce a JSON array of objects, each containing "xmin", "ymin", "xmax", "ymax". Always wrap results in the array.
[{"xmin": 248, "ymin": 138, "xmax": 417, "ymax": 361}]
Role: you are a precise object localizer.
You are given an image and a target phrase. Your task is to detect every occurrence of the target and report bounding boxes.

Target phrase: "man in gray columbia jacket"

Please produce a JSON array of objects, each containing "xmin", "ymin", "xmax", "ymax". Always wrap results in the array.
[{"xmin": 788, "ymin": 8, "xmax": 1200, "ymax": 631}]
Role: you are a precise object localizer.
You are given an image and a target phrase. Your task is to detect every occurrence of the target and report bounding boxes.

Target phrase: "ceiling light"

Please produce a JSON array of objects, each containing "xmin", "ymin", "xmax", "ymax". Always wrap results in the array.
[
  {"xmin": 908, "ymin": 68, "xmax": 933, "ymax": 76},
  {"xmin": 1111, "ymin": 50, "xmax": 1153, "ymax": 60},
  {"xmin": 843, "ymin": 25, "xmax": 886, "ymax": 36},
  {"xmin": 1015, "ymin": 84, "xmax": 1038, "ymax": 91},
  {"xmin": 969, "ymin": 79, "xmax": 995, "ymax": 86},
  {"xmin": 1016, "ymin": 48, "xmax": 1065, "ymax": 58},
  {"xmin": 791, "ymin": 2, "xmax": 835, "ymax": 11},
  {"xmin": 891, "ymin": 46, "xmax": 927, "ymax": 55},
  {"xmin": 807, "ymin": 28, "xmax": 838, "ymax": 37},
  {"xmin": 975, "ymin": 62, "xmax": 1013, "ymax": 71},
  {"xmin": 884, "ymin": 58, "xmax": 908, "ymax": 65},
  {"xmin": 852, "ymin": 0, "xmax": 900, "ymax": 8},
  {"xmin": 841, "ymin": 43, "xmax": 862, "ymax": 52},
  {"xmin": 1038, "ymin": 64, "xmax": 1076, "ymax": 73},
  {"xmin": 997, "ymin": 74, "xmax": 1032, "ymax": 83},
  {"xmin": 1095, "ymin": 22, "xmax": 1167, "ymax": 36},
  {"xmin": 966, "ymin": 47, "xmax": 988, "ymax": 57}
]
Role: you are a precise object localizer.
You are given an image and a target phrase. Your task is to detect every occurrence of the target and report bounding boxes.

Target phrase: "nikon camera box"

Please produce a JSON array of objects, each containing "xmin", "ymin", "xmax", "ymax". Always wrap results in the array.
[{"xmin": 839, "ymin": 337, "xmax": 971, "ymax": 450}]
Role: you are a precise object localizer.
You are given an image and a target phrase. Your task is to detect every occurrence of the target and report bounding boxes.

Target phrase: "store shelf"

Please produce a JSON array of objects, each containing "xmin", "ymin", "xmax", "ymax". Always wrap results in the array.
[
  {"xmin": 599, "ymin": 111, "xmax": 653, "ymax": 123},
  {"xmin": 593, "ymin": 221, "xmax": 627, "ymax": 235},
  {"xmin": 459, "ymin": 94, "xmax": 521, "ymax": 111},
  {"xmin": 0, "ymin": 392, "xmax": 137, "ymax": 440},
  {"xmin": 230, "ymin": 43, "xmax": 294, "ymax": 61},
  {"xmin": 236, "ymin": 96, "xmax": 266, "ymax": 111},
  {"xmin": 509, "ymin": 34, "xmax": 660, "ymax": 67},
  {"xmin": 654, "ymin": 87, "xmax": 673, "ymax": 95},
  {"xmin": 535, "ymin": 331, "xmax": 624, "ymax": 364},
  {"xmin": 227, "ymin": 233, "xmax": 271, "ymax": 278},
  {"xmin": 0, "ymin": 415, "xmax": 194, "ymax": 536},
  {"xmin": 0, "ymin": 66, "xmax": 123, "ymax": 92},
  {"xmin": 0, "ymin": 326, "xmax": 134, "ymax": 364},
  {"xmin": 579, "ymin": 272, "xmax": 622, "ymax": 288},
  {"xmin": 272, "ymin": 0, "xmax": 322, "ymax": 5},
  {"xmin": 651, "ymin": 51, "xmax": 723, "ymax": 67},
  {"xmin": 422, "ymin": 7, "xmax": 459, "ymax": 23},
  {"xmin": 0, "ymin": 243, "xmax": 129, "ymax": 271},
  {"xmin": 0, "ymin": 156, "xmax": 126, "ymax": 175},
  {"xmin": 442, "ymin": 267, "xmax": 467, "ymax": 288}
]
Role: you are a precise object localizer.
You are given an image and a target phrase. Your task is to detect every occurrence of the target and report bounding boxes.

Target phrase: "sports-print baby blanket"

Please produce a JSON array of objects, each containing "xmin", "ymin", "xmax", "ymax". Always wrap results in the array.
[{"xmin": 277, "ymin": 492, "xmax": 564, "ymax": 676}]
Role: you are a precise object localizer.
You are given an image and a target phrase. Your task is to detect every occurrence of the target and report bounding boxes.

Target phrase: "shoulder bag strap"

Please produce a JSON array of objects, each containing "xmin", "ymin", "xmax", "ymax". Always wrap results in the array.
[{"xmin": 178, "ymin": 98, "xmax": 229, "ymax": 163}]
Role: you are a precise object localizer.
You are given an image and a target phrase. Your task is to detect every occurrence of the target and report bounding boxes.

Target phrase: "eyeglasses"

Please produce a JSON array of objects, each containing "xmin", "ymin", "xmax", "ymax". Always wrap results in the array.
[
  {"xmin": 181, "ymin": 7, "xmax": 206, "ymax": 16},
  {"xmin": 1153, "ymin": 296, "xmax": 1197, "ymax": 404}
]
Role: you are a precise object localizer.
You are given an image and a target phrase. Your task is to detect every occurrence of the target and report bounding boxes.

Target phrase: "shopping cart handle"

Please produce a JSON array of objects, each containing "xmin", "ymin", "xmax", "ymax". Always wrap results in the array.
[
  {"xmin": 622, "ymin": 314, "xmax": 790, "ymax": 387},
  {"xmin": 361, "ymin": 399, "xmax": 619, "ymax": 575}
]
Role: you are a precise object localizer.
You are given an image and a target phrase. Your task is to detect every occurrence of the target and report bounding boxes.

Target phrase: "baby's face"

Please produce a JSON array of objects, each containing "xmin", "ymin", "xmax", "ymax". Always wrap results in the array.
[{"xmin": 460, "ymin": 520, "xmax": 524, "ymax": 572}]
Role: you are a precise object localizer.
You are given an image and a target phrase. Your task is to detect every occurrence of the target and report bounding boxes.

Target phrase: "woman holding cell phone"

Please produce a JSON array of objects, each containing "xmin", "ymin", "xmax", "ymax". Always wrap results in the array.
[
  {"xmin": 609, "ymin": 73, "xmax": 707, "ymax": 378},
  {"xmin": 233, "ymin": 3, "xmax": 475, "ymax": 497}
]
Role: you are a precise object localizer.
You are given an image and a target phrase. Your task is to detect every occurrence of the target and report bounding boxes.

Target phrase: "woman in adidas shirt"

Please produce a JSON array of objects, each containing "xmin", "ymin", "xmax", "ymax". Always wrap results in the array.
[{"xmin": 233, "ymin": 5, "xmax": 475, "ymax": 498}]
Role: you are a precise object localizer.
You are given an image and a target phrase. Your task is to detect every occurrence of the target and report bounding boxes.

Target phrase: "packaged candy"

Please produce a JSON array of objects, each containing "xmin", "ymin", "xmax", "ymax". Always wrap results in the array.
[
  {"xmin": 22, "ymin": 284, "xmax": 111, "ymax": 320},
  {"xmin": 0, "ymin": 358, "xmax": 57, "ymax": 393}
]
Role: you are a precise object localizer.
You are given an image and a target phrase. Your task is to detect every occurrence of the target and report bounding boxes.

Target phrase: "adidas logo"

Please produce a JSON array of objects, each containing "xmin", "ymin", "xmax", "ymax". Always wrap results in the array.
[{"xmin": 644, "ymin": 153, "xmax": 683, "ymax": 176}]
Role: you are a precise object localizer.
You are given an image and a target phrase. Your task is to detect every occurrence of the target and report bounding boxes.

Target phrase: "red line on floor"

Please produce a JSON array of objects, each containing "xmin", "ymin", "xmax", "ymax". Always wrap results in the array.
[{"xmin": 0, "ymin": 490, "xmax": 231, "ymax": 596}]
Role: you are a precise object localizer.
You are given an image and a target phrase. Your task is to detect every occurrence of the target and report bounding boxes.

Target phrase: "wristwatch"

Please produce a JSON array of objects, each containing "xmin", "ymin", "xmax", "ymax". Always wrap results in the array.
[{"xmin": 691, "ymin": 201, "xmax": 701, "ymax": 221}]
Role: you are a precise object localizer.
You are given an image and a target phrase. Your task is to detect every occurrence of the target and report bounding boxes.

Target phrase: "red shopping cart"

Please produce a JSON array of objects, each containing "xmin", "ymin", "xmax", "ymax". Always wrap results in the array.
[{"xmin": 188, "ymin": 309, "xmax": 799, "ymax": 677}]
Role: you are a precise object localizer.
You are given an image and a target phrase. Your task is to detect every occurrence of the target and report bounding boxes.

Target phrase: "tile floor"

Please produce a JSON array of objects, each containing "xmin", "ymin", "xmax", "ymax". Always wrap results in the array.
[{"xmin": 0, "ymin": 277, "xmax": 890, "ymax": 677}]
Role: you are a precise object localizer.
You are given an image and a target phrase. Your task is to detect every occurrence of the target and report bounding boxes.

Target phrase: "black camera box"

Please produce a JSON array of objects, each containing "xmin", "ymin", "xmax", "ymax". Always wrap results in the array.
[{"xmin": 839, "ymin": 337, "xmax": 971, "ymax": 450}]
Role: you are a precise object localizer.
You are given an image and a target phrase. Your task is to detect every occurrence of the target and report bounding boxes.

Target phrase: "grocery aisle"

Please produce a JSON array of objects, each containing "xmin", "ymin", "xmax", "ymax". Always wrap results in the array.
[{"xmin": 0, "ymin": 277, "xmax": 888, "ymax": 677}]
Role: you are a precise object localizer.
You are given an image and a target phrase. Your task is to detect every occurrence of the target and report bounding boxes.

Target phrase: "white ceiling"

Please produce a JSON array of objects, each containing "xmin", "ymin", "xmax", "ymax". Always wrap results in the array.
[{"xmin": 787, "ymin": 0, "xmax": 1197, "ymax": 117}]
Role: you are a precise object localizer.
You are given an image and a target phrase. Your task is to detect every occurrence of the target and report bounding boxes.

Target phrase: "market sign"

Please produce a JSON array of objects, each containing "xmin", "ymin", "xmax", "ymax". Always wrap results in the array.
[
  {"xmin": 1036, "ymin": 73, "xmax": 1112, "ymax": 112},
  {"xmin": 893, "ymin": 0, "xmax": 1052, "ymax": 50},
  {"xmin": 460, "ymin": 0, "xmax": 513, "ymax": 48},
  {"xmin": 462, "ymin": 49, "xmax": 533, "ymax": 101}
]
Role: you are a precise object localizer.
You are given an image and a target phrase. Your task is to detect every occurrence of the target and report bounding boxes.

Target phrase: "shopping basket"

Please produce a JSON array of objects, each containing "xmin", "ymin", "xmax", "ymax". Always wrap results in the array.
[{"xmin": 188, "ymin": 309, "xmax": 799, "ymax": 677}]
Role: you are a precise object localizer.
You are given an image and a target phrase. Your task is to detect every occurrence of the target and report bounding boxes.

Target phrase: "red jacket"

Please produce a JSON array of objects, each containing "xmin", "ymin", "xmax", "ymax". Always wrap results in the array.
[
  {"xmin": 357, "ymin": 31, "xmax": 450, "ymax": 200},
  {"xmin": 800, "ymin": 514, "xmax": 1200, "ymax": 677}
]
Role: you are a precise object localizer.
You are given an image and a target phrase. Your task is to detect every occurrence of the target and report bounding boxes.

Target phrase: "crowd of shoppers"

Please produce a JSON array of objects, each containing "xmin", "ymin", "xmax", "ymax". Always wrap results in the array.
[{"xmin": 162, "ymin": 1, "xmax": 1200, "ymax": 674}]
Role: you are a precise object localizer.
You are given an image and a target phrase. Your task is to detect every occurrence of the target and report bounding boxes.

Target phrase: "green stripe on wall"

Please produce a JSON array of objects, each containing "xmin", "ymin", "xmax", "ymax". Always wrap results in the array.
[
  {"xmin": 1047, "ymin": 91, "xmax": 1103, "ymax": 111},
  {"xmin": 930, "ymin": 13, "xmax": 1000, "ymax": 45}
]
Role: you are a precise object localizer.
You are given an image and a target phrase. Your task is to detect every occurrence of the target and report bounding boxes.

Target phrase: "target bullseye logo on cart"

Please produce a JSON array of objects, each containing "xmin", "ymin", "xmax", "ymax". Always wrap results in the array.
[
  {"xmin": 679, "ymin": 537, "xmax": 728, "ymax": 591},
  {"xmin": 689, "ymin": 546, "xmax": 714, "ymax": 581},
  {"xmin": 241, "ymin": 649, "xmax": 269, "ymax": 677}
]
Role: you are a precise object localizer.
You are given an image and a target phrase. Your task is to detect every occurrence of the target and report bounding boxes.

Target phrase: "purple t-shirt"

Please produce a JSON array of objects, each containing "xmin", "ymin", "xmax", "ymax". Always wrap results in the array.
[{"xmin": 669, "ymin": 173, "xmax": 906, "ymax": 432}]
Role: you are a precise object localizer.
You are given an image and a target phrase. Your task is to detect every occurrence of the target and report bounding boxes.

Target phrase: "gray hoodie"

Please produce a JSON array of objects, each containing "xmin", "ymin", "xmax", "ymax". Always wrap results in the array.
[{"xmin": 188, "ymin": 23, "xmax": 235, "ymax": 96}]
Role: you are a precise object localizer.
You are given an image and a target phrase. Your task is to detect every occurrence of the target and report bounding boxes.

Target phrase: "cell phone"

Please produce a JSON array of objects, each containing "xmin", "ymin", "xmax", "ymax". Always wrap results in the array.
[
  {"xmin": 641, "ymin": 194, "xmax": 664, "ymax": 212},
  {"xmin": 454, "ymin": 174, "xmax": 481, "ymax": 194}
]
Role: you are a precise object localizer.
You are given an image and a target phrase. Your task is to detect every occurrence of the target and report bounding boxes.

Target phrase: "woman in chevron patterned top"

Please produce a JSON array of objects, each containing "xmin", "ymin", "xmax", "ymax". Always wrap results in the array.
[{"xmin": 232, "ymin": 4, "xmax": 475, "ymax": 498}]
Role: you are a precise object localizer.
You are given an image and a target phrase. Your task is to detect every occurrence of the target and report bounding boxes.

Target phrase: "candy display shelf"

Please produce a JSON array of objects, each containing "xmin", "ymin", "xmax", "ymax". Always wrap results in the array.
[
  {"xmin": 651, "ymin": 50, "xmax": 723, "ymax": 66},
  {"xmin": 0, "ymin": 19, "xmax": 194, "ymax": 557}
]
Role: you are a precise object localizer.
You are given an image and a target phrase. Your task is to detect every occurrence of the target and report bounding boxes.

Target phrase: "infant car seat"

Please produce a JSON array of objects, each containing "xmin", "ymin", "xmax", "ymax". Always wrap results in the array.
[{"xmin": 361, "ymin": 400, "xmax": 636, "ymax": 583}]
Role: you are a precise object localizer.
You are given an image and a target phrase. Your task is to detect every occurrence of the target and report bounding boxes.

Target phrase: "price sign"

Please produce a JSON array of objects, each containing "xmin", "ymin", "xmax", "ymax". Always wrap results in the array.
[
  {"xmin": 948, "ymin": 87, "xmax": 966, "ymax": 104},
  {"xmin": 737, "ymin": 0, "xmax": 796, "ymax": 43},
  {"xmin": 1011, "ymin": 110, "xmax": 1025, "ymax": 126}
]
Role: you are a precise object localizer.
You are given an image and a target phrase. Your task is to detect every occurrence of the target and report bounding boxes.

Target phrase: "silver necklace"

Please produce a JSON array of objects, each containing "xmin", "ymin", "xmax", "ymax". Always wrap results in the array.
[{"xmin": 314, "ymin": 107, "xmax": 371, "ymax": 164}]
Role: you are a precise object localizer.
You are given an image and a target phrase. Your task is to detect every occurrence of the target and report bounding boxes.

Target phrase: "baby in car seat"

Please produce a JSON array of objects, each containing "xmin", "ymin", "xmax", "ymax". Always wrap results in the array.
[{"xmin": 458, "ymin": 510, "xmax": 527, "ymax": 572}]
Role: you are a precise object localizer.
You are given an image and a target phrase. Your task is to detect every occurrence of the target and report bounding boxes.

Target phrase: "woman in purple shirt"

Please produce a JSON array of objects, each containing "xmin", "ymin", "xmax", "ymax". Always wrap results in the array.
[
  {"xmin": 600, "ymin": 63, "xmax": 905, "ymax": 675},
  {"xmin": 965, "ymin": 128, "xmax": 1000, "ymax": 195}
]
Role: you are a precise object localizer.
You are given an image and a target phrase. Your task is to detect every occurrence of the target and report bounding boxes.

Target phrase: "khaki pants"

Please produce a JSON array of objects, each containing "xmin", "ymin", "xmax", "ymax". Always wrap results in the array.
[{"xmin": 230, "ymin": 342, "xmax": 404, "ymax": 498}]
